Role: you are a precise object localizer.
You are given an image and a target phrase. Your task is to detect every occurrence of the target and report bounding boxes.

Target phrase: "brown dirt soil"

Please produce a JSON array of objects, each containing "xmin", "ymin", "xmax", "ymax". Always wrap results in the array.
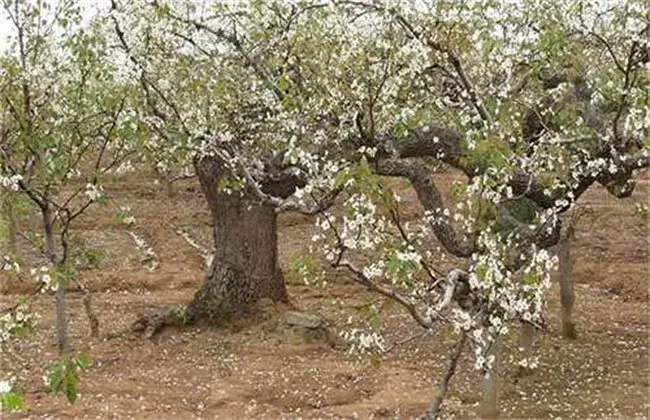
[{"xmin": 1, "ymin": 170, "xmax": 648, "ymax": 419}]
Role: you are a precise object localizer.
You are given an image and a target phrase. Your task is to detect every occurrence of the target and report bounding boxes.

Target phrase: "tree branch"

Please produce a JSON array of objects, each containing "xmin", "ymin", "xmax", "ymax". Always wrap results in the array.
[{"xmin": 423, "ymin": 331, "xmax": 467, "ymax": 420}]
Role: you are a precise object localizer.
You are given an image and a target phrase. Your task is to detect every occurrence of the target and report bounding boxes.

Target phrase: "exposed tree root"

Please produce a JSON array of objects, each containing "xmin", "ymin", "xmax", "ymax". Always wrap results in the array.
[
  {"xmin": 132, "ymin": 300, "xmax": 325, "ymax": 341},
  {"xmin": 132, "ymin": 305, "xmax": 193, "ymax": 339},
  {"xmin": 132, "ymin": 299, "xmax": 260, "ymax": 338}
]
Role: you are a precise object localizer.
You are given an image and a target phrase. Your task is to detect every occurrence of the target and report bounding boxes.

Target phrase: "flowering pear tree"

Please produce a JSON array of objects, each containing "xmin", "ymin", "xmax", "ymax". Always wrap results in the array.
[
  {"xmin": 111, "ymin": 0, "xmax": 360, "ymax": 335},
  {"xmin": 111, "ymin": 0, "xmax": 648, "ymax": 416},
  {"xmin": 0, "ymin": 0, "xmax": 142, "ymax": 406},
  {"xmin": 307, "ymin": 0, "xmax": 649, "ymax": 417}
]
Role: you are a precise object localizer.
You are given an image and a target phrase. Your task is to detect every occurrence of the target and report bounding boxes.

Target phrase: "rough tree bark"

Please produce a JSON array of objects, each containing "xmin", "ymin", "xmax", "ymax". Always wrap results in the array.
[
  {"xmin": 54, "ymin": 284, "xmax": 69, "ymax": 354},
  {"xmin": 187, "ymin": 155, "xmax": 288, "ymax": 323},
  {"xmin": 135, "ymin": 155, "xmax": 291, "ymax": 336},
  {"xmin": 557, "ymin": 216, "xmax": 576, "ymax": 339},
  {"xmin": 188, "ymin": 160, "xmax": 287, "ymax": 323}
]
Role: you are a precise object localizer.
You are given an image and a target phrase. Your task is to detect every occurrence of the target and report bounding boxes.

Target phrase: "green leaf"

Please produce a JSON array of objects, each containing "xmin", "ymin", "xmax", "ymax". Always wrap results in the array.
[
  {"xmin": 441, "ymin": 324, "xmax": 455, "ymax": 340},
  {"xmin": 368, "ymin": 305, "xmax": 381, "ymax": 330},
  {"xmin": 522, "ymin": 272, "xmax": 539, "ymax": 286},
  {"xmin": 370, "ymin": 355, "xmax": 382, "ymax": 369},
  {"xmin": 74, "ymin": 353, "xmax": 91, "ymax": 370},
  {"xmin": 277, "ymin": 74, "xmax": 291, "ymax": 92},
  {"xmin": 334, "ymin": 168, "xmax": 351, "ymax": 189},
  {"xmin": 1, "ymin": 390, "xmax": 27, "ymax": 413},
  {"xmin": 474, "ymin": 264, "xmax": 488, "ymax": 280},
  {"xmin": 46, "ymin": 353, "xmax": 89, "ymax": 404}
]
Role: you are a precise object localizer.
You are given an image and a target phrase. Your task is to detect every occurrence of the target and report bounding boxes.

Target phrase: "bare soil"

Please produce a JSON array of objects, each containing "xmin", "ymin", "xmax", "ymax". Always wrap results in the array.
[{"xmin": 1, "ymin": 170, "xmax": 648, "ymax": 419}]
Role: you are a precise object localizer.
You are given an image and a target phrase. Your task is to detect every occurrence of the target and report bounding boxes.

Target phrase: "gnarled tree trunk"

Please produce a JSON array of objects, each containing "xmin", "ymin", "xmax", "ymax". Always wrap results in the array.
[
  {"xmin": 188, "ymin": 156, "xmax": 288, "ymax": 323},
  {"xmin": 134, "ymin": 155, "xmax": 295, "ymax": 337}
]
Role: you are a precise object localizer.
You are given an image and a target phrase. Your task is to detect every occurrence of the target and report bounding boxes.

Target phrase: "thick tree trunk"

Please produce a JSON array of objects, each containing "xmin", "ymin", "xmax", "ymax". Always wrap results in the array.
[
  {"xmin": 188, "ymin": 156, "xmax": 288, "ymax": 324},
  {"xmin": 557, "ymin": 221, "xmax": 576, "ymax": 339},
  {"xmin": 134, "ymin": 156, "xmax": 293, "ymax": 337}
]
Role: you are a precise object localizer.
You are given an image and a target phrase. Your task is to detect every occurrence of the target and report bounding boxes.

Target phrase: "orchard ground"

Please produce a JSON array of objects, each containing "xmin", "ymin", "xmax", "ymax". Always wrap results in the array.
[{"xmin": 1, "ymin": 169, "xmax": 648, "ymax": 419}]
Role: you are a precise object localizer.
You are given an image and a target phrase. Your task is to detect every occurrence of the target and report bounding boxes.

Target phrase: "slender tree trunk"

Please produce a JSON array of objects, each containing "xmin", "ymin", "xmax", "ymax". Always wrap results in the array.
[
  {"xmin": 43, "ymin": 203, "xmax": 69, "ymax": 354},
  {"xmin": 557, "ymin": 221, "xmax": 576, "ymax": 339},
  {"xmin": 423, "ymin": 332, "xmax": 467, "ymax": 419},
  {"xmin": 481, "ymin": 337, "xmax": 501, "ymax": 419},
  {"xmin": 188, "ymin": 156, "xmax": 288, "ymax": 324},
  {"xmin": 165, "ymin": 178, "xmax": 176, "ymax": 198},
  {"xmin": 55, "ymin": 284, "xmax": 69, "ymax": 354},
  {"xmin": 43, "ymin": 203, "xmax": 57, "ymax": 261},
  {"xmin": 515, "ymin": 323, "xmax": 535, "ymax": 382},
  {"xmin": 4, "ymin": 198, "xmax": 18, "ymax": 254}
]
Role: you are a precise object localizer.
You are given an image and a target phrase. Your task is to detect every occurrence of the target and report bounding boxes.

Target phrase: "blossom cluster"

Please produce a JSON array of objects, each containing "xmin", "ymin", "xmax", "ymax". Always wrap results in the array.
[
  {"xmin": 311, "ymin": 167, "xmax": 561, "ymax": 371},
  {"xmin": 128, "ymin": 231, "xmax": 159, "ymax": 271},
  {"xmin": 31, "ymin": 266, "xmax": 58, "ymax": 293},
  {"xmin": 110, "ymin": 0, "xmax": 649, "ymax": 377},
  {"xmin": 340, "ymin": 328, "xmax": 387, "ymax": 355},
  {"xmin": 84, "ymin": 184, "xmax": 104, "ymax": 202},
  {"xmin": 0, "ymin": 175, "xmax": 22, "ymax": 191},
  {"xmin": 0, "ymin": 301, "xmax": 34, "ymax": 346}
]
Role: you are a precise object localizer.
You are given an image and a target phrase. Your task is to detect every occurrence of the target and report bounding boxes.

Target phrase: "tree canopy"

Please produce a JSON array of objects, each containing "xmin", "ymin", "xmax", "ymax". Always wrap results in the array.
[{"xmin": 111, "ymin": 0, "xmax": 649, "ymax": 368}]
